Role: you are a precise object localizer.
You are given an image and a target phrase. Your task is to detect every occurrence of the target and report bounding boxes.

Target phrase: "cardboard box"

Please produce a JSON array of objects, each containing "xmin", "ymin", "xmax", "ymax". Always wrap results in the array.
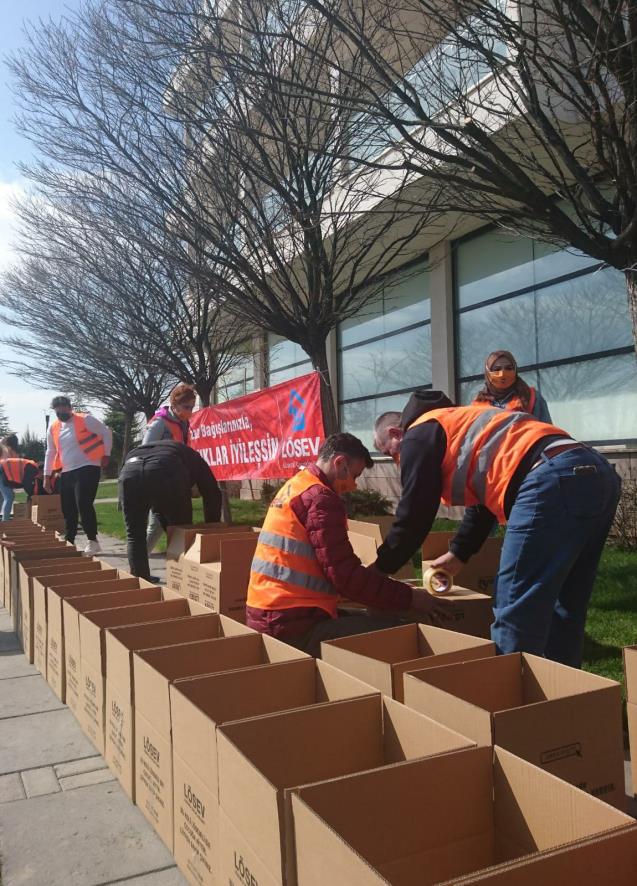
[
  {"xmin": 105, "ymin": 612, "xmax": 247, "ymax": 801},
  {"xmin": 30, "ymin": 494, "xmax": 62, "ymax": 518},
  {"xmin": 217, "ymin": 694, "xmax": 474, "ymax": 885},
  {"xmin": 181, "ymin": 533, "xmax": 259, "ymax": 620},
  {"xmin": 47, "ymin": 579, "xmax": 161, "ymax": 702},
  {"xmin": 347, "ymin": 519, "xmax": 415, "ymax": 581},
  {"xmin": 322, "ymin": 624, "xmax": 495, "ymax": 702},
  {"xmin": 422, "ymin": 532, "xmax": 503, "ymax": 596},
  {"xmin": 19, "ymin": 557, "xmax": 98, "ymax": 663},
  {"xmin": 404, "ymin": 652, "xmax": 626, "ymax": 810},
  {"xmin": 623, "ymin": 645, "xmax": 637, "ymax": 797},
  {"xmin": 134, "ymin": 633, "xmax": 308, "ymax": 850},
  {"xmin": 3, "ymin": 537, "xmax": 59, "ymax": 608},
  {"xmin": 171, "ymin": 658, "xmax": 377, "ymax": 886},
  {"xmin": 165, "ymin": 523, "xmax": 254, "ymax": 592},
  {"xmin": 291, "ymin": 746, "xmax": 634, "ymax": 886},
  {"xmin": 32, "ymin": 568, "xmax": 120, "ymax": 676},
  {"xmin": 8, "ymin": 542, "xmax": 77, "ymax": 620},
  {"xmin": 77, "ymin": 596, "xmax": 206, "ymax": 752},
  {"xmin": 11, "ymin": 502, "xmax": 29, "ymax": 518}
]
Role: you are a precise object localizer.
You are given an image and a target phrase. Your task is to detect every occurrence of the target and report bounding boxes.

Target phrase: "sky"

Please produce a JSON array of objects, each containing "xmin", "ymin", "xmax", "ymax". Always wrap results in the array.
[{"xmin": 0, "ymin": 0, "xmax": 82, "ymax": 438}]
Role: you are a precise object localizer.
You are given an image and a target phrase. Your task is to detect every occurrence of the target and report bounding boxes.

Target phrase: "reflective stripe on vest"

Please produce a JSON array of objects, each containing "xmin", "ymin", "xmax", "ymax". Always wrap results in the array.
[
  {"xmin": 247, "ymin": 468, "xmax": 339, "ymax": 616},
  {"xmin": 0, "ymin": 458, "xmax": 37, "ymax": 485},
  {"xmin": 410, "ymin": 406, "xmax": 569, "ymax": 523},
  {"xmin": 50, "ymin": 413, "xmax": 106, "ymax": 469}
]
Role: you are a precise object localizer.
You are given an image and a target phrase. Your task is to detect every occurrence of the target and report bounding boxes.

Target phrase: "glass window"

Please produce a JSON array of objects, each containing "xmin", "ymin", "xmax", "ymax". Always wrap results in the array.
[
  {"xmin": 540, "ymin": 355, "xmax": 637, "ymax": 442},
  {"xmin": 536, "ymin": 268, "xmax": 632, "ymax": 363},
  {"xmin": 340, "ymin": 263, "xmax": 430, "ymax": 347},
  {"xmin": 456, "ymin": 231, "xmax": 534, "ymax": 308},
  {"xmin": 457, "ymin": 290, "xmax": 537, "ymax": 377},
  {"xmin": 268, "ymin": 334, "xmax": 311, "ymax": 373},
  {"xmin": 340, "ymin": 325, "xmax": 431, "ymax": 400},
  {"xmin": 216, "ymin": 354, "xmax": 255, "ymax": 402}
]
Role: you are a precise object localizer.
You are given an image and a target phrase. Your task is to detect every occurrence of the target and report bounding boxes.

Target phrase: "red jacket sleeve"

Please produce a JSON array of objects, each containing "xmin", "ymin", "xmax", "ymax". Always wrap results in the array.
[{"xmin": 291, "ymin": 483, "xmax": 413, "ymax": 611}]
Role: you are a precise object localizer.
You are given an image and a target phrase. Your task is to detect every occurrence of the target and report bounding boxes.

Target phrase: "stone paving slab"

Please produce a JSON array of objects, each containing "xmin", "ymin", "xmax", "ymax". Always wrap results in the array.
[
  {"xmin": 55, "ymin": 755, "xmax": 107, "ymax": 778},
  {"xmin": 21, "ymin": 765, "xmax": 61, "ymax": 798},
  {"xmin": 0, "ymin": 707, "xmax": 98, "ymax": 774},
  {"xmin": 0, "ymin": 771, "xmax": 26, "ymax": 803},
  {"xmin": 0, "ymin": 649, "xmax": 39, "ymax": 680},
  {"xmin": 0, "ymin": 780, "xmax": 179, "ymax": 886},
  {"xmin": 0, "ymin": 674, "xmax": 65, "ymax": 719},
  {"xmin": 59, "ymin": 767, "xmax": 117, "ymax": 791}
]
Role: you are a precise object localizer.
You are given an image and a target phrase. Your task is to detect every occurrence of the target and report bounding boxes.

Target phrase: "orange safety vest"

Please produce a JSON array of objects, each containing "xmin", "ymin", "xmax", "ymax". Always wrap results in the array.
[
  {"xmin": 247, "ymin": 468, "xmax": 339, "ymax": 617},
  {"xmin": 472, "ymin": 387, "xmax": 537, "ymax": 415},
  {"xmin": 0, "ymin": 457, "xmax": 38, "ymax": 485},
  {"xmin": 147, "ymin": 414, "xmax": 189, "ymax": 444},
  {"xmin": 50, "ymin": 413, "xmax": 106, "ymax": 471},
  {"xmin": 411, "ymin": 406, "xmax": 569, "ymax": 523}
]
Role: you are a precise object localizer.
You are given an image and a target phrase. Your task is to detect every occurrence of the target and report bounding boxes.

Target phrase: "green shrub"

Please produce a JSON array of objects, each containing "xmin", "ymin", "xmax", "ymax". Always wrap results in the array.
[{"xmin": 343, "ymin": 488, "xmax": 393, "ymax": 517}]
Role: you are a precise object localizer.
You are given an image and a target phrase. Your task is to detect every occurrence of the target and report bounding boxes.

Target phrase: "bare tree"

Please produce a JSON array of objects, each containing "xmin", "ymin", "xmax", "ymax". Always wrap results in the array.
[
  {"xmin": 8, "ymin": 0, "xmax": 442, "ymax": 432},
  {"xmin": 290, "ymin": 0, "xmax": 637, "ymax": 352}
]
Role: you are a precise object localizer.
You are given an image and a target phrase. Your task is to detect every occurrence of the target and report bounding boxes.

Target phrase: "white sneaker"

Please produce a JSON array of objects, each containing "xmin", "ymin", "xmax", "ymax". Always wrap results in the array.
[{"xmin": 84, "ymin": 539, "xmax": 101, "ymax": 556}]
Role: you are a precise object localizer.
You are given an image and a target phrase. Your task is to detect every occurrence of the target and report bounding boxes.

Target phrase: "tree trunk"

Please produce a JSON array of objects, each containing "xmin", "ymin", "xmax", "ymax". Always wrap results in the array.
[
  {"xmin": 310, "ymin": 340, "xmax": 339, "ymax": 436},
  {"xmin": 627, "ymin": 268, "xmax": 637, "ymax": 360}
]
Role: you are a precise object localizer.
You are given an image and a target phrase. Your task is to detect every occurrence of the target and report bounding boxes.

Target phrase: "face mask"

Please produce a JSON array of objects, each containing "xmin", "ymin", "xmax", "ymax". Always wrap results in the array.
[
  {"xmin": 487, "ymin": 369, "xmax": 516, "ymax": 391},
  {"xmin": 333, "ymin": 467, "xmax": 357, "ymax": 496},
  {"xmin": 55, "ymin": 411, "xmax": 72, "ymax": 422},
  {"xmin": 391, "ymin": 451, "xmax": 401, "ymax": 467}
]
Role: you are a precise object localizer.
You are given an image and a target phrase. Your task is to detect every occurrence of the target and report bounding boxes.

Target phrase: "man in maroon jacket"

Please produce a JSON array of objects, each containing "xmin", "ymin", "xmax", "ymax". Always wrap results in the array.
[{"xmin": 246, "ymin": 433, "xmax": 447, "ymax": 656}]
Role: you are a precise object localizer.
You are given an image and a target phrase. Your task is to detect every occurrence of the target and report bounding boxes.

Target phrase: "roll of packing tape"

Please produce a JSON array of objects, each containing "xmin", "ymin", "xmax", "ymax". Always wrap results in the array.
[{"xmin": 422, "ymin": 566, "xmax": 453, "ymax": 596}]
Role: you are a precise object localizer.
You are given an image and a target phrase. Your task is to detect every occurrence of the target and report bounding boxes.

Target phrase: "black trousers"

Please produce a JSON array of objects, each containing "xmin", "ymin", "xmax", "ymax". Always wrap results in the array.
[
  {"xmin": 288, "ymin": 614, "xmax": 405, "ymax": 658},
  {"xmin": 119, "ymin": 458, "xmax": 193, "ymax": 580},
  {"xmin": 60, "ymin": 465, "xmax": 102, "ymax": 543}
]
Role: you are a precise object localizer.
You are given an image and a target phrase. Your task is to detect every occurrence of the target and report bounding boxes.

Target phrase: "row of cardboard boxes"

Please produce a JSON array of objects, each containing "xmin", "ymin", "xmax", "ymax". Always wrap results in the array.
[
  {"xmin": 2, "ymin": 518, "xmax": 637, "ymax": 885},
  {"xmin": 11, "ymin": 493, "xmax": 66, "ymax": 531}
]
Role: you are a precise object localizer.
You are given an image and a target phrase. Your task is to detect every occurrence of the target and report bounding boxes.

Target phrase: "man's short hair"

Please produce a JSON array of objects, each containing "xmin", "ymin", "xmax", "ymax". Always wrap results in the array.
[
  {"xmin": 51, "ymin": 395, "xmax": 72, "ymax": 409},
  {"xmin": 318, "ymin": 433, "xmax": 373, "ymax": 469},
  {"xmin": 374, "ymin": 411, "xmax": 402, "ymax": 446},
  {"xmin": 0, "ymin": 434, "xmax": 19, "ymax": 452}
]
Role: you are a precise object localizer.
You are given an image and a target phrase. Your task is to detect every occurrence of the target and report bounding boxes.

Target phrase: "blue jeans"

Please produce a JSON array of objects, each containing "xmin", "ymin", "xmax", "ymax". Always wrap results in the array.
[
  {"xmin": 492, "ymin": 447, "xmax": 621, "ymax": 667},
  {"xmin": 0, "ymin": 475, "xmax": 15, "ymax": 521}
]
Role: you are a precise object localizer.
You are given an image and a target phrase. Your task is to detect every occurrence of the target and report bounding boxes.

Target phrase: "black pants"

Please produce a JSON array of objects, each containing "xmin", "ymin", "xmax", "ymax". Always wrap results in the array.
[
  {"xmin": 289, "ymin": 614, "xmax": 405, "ymax": 658},
  {"xmin": 60, "ymin": 465, "xmax": 102, "ymax": 543},
  {"xmin": 119, "ymin": 458, "xmax": 193, "ymax": 580}
]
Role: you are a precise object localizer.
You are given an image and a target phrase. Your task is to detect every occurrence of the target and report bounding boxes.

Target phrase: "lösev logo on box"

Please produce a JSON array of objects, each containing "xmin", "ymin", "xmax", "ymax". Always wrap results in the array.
[
  {"xmin": 111, "ymin": 699, "xmax": 124, "ymax": 722},
  {"xmin": 183, "ymin": 783, "xmax": 206, "ymax": 821},
  {"xmin": 143, "ymin": 735, "xmax": 160, "ymax": 765},
  {"xmin": 233, "ymin": 851, "xmax": 260, "ymax": 886}
]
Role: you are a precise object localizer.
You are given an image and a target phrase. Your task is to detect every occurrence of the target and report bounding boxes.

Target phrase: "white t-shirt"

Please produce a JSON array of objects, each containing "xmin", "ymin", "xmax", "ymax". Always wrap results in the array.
[{"xmin": 44, "ymin": 414, "xmax": 113, "ymax": 474}]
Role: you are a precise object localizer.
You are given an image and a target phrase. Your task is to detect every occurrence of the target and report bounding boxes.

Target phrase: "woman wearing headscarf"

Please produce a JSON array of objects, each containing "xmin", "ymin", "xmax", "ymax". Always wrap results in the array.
[{"xmin": 472, "ymin": 350, "xmax": 552, "ymax": 422}]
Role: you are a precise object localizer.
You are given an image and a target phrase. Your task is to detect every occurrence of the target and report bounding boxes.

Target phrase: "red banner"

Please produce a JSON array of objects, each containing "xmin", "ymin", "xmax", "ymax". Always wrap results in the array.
[{"xmin": 189, "ymin": 372, "xmax": 325, "ymax": 480}]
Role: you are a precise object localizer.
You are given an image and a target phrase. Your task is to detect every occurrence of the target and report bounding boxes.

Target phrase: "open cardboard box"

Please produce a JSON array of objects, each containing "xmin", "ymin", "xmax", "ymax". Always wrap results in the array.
[
  {"xmin": 404, "ymin": 652, "xmax": 626, "ymax": 810},
  {"xmin": 347, "ymin": 519, "xmax": 415, "ymax": 581},
  {"xmin": 6, "ymin": 540, "xmax": 71, "ymax": 614},
  {"xmin": 76, "ymin": 594, "xmax": 213, "ymax": 753},
  {"xmin": 623, "ymin": 645, "xmax": 637, "ymax": 797},
  {"xmin": 47, "ymin": 578, "xmax": 161, "ymax": 702},
  {"xmin": 165, "ymin": 523, "xmax": 254, "ymax": 593},
  {"xmin": 32, "ymin": 567, "xmax": 124, "ymax": 677},
  {"xmin": 17, "ymin": 555, "xmax": 88, "ymax": 662},
  {"xmin": 216, "ymin": 694, "xmax": 475, "ymax": 886},
  {"xmin": 30, "ymin": 494, "xmax": 62, "ymax": 517},
  {"xmin": 181, "ymin": 532, "xmax": 259, "ymax": 620},
  {"xmin": 422, "ymin": 532, "xmax": 503, "ymax": 596},
  {"xmin": 171, "ymin": 658, "xmax": 377, "ymax": 886},
  {"xmin": 290, "ymin": 746, "xmax": 634, "ymax": 886},
  {"xmin": 322, "ymin": 624, "xmax": 495, "ymax": 702},
  {"xmin": 133, "ymin": 633, "xmax": 308, "ymax": 851},
  {"xmin": 105, "ymin": 612, "xmax": 249, "ymax": 801}
]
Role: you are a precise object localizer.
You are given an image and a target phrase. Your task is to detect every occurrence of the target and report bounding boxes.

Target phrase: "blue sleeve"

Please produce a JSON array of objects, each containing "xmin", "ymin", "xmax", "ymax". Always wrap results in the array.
[
  {"xmin": 142, "ymin": 419, "xmax": 168, "ymax": 444},
  {"xmin": 534, "ymin": 393, "xmax": 552, "ymax": 423}
]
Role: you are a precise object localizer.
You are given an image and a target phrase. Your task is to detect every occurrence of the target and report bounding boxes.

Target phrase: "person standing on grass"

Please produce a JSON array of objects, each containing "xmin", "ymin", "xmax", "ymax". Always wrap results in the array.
[
  {"xmin": 43, "ymin": 396, "xmax": 112, "ymax": 555},
  {"xmin": 118, "ymin": 439, "xmax": 221, "ymax": 581},
  {"xmin": 142, "ymin": 383, "xmax": 196, "ymax": 554},
  {"xmin": 373, "ymin": 389, "xmax": 621, "ymax": 668}
]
